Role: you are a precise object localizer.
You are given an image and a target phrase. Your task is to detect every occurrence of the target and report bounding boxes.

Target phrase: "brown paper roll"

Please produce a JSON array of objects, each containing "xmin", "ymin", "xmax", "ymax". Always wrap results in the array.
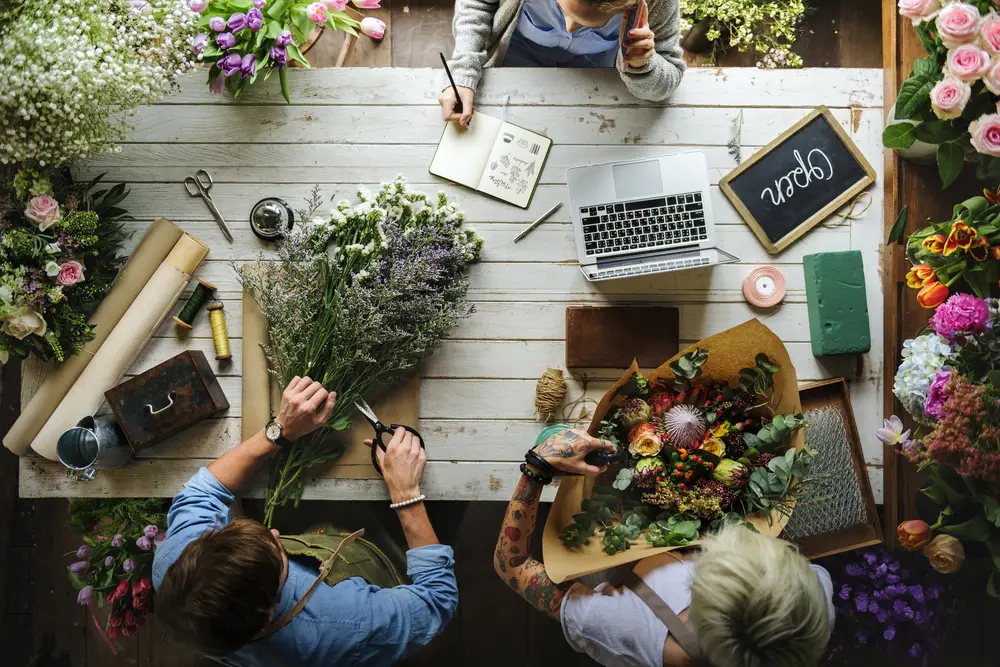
[
  {"xmin": 3, "ymin": 219, "xmax": 184, "ymax": 456},
  {"xmin": 241, "ymin": 284, "xmax": 273, "ymax": 442}
]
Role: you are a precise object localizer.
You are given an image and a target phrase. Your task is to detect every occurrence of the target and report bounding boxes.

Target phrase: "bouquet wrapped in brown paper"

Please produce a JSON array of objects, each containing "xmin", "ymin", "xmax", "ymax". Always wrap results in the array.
[{"xmin": 542, "ymin": 319, "xmax": 814, "ymax": 583}]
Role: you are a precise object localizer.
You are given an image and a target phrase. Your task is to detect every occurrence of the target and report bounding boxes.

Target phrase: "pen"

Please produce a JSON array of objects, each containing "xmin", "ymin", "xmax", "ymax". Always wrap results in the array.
[
  {"xmin": 439, "ymin": 52, "xmax": 463, "ymax": 114},
  {"xmin": 514, "ymin": 203, "xmax": 562, "ymax": 243}
]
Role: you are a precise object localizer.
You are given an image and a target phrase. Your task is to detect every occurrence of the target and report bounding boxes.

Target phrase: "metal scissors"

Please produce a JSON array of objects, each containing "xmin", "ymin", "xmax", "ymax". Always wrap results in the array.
[
  {"xmin": 183, "ymin": 169, "xmax": 234, "ymax": 242},
  {"xmin": 354, "ymin": 399, "xmax": 424, "ymax": 476}
]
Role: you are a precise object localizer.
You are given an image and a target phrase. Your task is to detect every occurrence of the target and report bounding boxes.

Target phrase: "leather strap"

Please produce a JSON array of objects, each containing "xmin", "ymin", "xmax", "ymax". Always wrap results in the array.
[
  {"xmin": 253, "ymin": 528, "xmax": 366, "ymax": 641},
  {"xmin": 624, "ymin": 571, "xmax": 703, "ymax": 662}
]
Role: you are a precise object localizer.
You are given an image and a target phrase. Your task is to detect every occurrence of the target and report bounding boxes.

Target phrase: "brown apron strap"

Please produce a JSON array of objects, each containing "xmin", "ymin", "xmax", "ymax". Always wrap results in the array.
[
  {"xmin": 253, "ymin": 528, "xmax": 366, "ymax": 641},
  {"xmin": 623, "ymin": 571, "xmax": 703, "ymax": 662}
]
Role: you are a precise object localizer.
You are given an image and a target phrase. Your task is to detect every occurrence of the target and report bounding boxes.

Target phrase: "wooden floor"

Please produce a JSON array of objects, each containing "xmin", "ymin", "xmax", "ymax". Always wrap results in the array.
[{"xmin": 0, "ymin": 0, "xmax": 900, "ymax": 665}]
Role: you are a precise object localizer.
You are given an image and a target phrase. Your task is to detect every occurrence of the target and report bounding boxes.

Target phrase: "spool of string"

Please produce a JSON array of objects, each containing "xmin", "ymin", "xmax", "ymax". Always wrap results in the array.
[
  {"xmin": 173, "ymin": 279, "xmax": 217, "ymax": 329},
  {"xmin": 534, "ymin": 368, "xmax": 597, "ymax": 427},
  {"xmin": 207, "ymin": 304, "xmax": 232, "ymax": 360}
]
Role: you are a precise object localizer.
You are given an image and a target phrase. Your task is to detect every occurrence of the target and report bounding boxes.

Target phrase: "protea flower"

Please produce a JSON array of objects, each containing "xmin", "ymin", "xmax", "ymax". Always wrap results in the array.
[
  {"xmin": 648, "ymin": 391, "xmax": 677, "ymax": 416},
  {"xmin": 628, "ymin": 423, "xmax": 663, "ymax": 457},
  {"xmin": 660, "ymin": 404, "xmax": 706, "ymax": 446},
  {"xmin": 619, "ymin": 398, "xmax": 651, "ymax": 427},
  {"xmin": 632, "ymin": 456, "xmax": 666, "ymax": 489},
  {"xmin": 712, "ymin": 459, "xmax": 749, "ymax": 488}
]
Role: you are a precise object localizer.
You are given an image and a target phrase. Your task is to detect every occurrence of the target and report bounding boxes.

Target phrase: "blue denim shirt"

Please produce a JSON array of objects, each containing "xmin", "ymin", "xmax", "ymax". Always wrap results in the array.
[
  {"xmin": 516, "ymin": 0, "xmax": 621, "ymax": 55},
  {"xmin": 152, "ymin": 468, "xmax": 459, "ymax": 667}
]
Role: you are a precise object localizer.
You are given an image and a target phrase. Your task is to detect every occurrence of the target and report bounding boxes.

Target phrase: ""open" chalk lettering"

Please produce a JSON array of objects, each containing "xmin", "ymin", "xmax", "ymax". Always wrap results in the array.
[{"xmin": 760, "ymin": 149, "xmax": 833, "ymax": 207}]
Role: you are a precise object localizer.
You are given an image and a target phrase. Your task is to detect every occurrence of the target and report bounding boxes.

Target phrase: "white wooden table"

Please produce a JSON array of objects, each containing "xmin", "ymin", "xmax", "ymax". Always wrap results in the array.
[{"xmin": 18, "ymin": 67, "xmax": 885, "ymax": 502}]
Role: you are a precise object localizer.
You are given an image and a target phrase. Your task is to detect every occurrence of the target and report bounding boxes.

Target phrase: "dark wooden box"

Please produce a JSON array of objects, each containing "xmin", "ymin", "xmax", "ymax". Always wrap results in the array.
[
  {"xmin": 565, "ymin": 306, "xmax": 679, "ymax": 370},
  {"xmin": 105, "ymin": 350, "xmax": 229, "ymax": 452}
]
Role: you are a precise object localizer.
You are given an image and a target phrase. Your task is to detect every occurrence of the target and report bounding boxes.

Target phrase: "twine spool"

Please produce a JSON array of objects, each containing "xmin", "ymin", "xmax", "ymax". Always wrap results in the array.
[
  {"xmin": 742, "ymin": 266, "xmax": 786, "ymax": 308},
  {"xmin": 173, "ymin": 279, "xmax": 217, "ymax": 329},
  {"xmin": 207, "ymin": 304, "xmax": 232, "ymax": 360},
  {"xmin": 535, "ymin": 368, "xmax": 567, "ymax": 422}
]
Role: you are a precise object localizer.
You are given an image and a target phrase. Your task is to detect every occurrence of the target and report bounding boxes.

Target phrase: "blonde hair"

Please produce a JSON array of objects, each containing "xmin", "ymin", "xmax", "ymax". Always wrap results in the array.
[{"xmin": 688, "ymin": 525, "xmax": 830, "ymax": 667}]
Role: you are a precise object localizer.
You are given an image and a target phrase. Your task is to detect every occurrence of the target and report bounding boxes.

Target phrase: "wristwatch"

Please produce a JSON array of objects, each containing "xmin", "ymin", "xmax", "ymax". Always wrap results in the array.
[{"xmin": 265, "ymin": 421, "xmax": 292, "ymax": 448}]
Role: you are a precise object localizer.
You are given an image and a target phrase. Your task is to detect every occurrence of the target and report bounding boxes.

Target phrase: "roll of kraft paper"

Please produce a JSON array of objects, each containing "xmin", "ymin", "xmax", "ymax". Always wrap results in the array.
[
  {"xmin": 30, "ymin": 234, "xmax": 210, "ymax": 460},
  {"xmin": 241, "ymin": 283, "xmax": 273, "ymax": 442},
  {"xmin": 3, "ymin": 219, "xmax": 185, "ymax": 456}
]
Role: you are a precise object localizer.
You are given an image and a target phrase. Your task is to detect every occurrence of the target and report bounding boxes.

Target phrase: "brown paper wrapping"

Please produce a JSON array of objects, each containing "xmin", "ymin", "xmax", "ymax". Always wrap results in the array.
[
  {"xmin": 542, "ymin": 319, "xmax": 804, "ymax": 583},
  {"xmin": 30, "ymin": 234, "xmax": 210, "ymax": 460},
  {"xmin": 3, "ymin": 219, "xmax": 185, "ymax": 456},
  {"xmin": 241, "ymin": 285, "xmax": 273, "ymax": 442}
]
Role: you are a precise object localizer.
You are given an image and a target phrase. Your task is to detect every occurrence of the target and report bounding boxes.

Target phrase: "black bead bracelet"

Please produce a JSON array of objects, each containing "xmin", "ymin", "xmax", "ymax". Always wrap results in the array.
[
  {"xmin": 519, "ymin": 463, "xmax": 553, "ymax": 485},
  {"xmin": 525, "ymin": 449, "xmax": 558, "ymax": 478}
]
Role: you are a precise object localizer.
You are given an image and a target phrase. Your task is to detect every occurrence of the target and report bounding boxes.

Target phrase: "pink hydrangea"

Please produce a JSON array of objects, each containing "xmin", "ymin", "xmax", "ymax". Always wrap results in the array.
[
  {"xmin": 928, "ymin": 293, "xmax": 990, "ymax": 340},
  {"xmin": 924, "ymin": 369, "xmax": 952, "ymax": 420}
]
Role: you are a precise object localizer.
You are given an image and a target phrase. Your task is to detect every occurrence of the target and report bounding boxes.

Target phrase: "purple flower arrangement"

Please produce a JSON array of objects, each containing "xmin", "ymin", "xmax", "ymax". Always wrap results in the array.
[
  {"xmin": 824, "ymin": 548, "xmax": 952, "ymax": 666},
  {"xmin": 929, "ymin": 292, "xmax": 991, "ymax": 342}
]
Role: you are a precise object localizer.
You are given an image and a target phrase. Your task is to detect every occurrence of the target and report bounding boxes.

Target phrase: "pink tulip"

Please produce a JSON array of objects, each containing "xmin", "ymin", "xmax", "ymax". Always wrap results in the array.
[
  {"xmin": 306, "ymin": 1, "xmax": 328, "ymax": 23},
  {"xmin": 360, "ymin": 16, "xmax": 385, "ymax": 39},
  {"xmin": 351, "ymin": 0, "xmax": 381, "ymax": 7},
  {"xmin": 323, "ymin": 0, "xmax": 348, "ymax": 9}
]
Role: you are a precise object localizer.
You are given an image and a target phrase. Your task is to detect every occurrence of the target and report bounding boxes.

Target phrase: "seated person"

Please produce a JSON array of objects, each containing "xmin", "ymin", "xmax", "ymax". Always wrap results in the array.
[
  {"xmin": 152, "ymin": 377, "xmax": 457, "ymax": 666},
  {"xmin": 440, "ymin": 0, "xmax": 686, "ymax": 125},
  {"xmin": 494, "ymin": 427, "xmax": 835, "ymax": 667}
]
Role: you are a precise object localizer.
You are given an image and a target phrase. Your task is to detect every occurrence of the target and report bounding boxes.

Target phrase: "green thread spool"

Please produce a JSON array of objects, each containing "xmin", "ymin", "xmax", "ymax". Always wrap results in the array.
[{"xmin": 173, "ymin": 279, "xmax": 217, "ymax": 329}]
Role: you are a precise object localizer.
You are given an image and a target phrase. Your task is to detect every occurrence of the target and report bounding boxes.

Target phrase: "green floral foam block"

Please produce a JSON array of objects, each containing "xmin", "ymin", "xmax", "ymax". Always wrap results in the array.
[{"xmin": 803, "ymin": 250, "xmax": 871, "ymax": 356}]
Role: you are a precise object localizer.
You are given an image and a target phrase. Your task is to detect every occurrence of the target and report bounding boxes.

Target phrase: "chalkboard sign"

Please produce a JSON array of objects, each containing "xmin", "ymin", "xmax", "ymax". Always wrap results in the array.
[{"xmin": 720, "ymin": 107, "xmax": 876, "ymax": 255}]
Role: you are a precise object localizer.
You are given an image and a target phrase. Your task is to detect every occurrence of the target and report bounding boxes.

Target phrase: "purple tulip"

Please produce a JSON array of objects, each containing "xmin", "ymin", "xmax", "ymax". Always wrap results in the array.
[
  {"xmin": 269, "ymin": 45, "xmax": 287, "ymax": 69},
  {"xmin": 228, "ymin": 12, "xmax": 247, "ymax": 32},
  {"xmin": 276, "ymin": 29, "xmax": 292, "ymax": 47},
  {"xmin": 189, "ymin": 0, "xmax": 209, "ymax": 11},
  {"xmin": 154, "ymin": 530, "xmax": 166, "ymax": 547},
  {"xmin": 253, "ymin": 0, "xmax": 266, "ymax": 7},
  {"xmin": 240, "ymin": 53, "xmax": 256, "ymax": 79},
  {"xmin": 68, "ymin": 561, "xmax": 89, "ymax": 574},
  {"xmin": 136, "ymin": 536, "xmax": 153, "ymax": 551},
  {"xmin": 247, "ymin": 7, "xmax": 264, "ymax": 31},
  {"xmin": 215, "ymin": 32, "xmax": 235, "ymax": 50},
  {"xmin": 77, "ymin": 585, "xmax": 94, "ymax": 606},
  {"xmin": 123, "ymin": 558, "xmax": 135, "ymax": 573},
  {"xmin": 76, "ymin": 545, "xmax": 92, "ymax": 559},
  {"xmin": 218, "ymin": 53, "xmax": 242, "ymax": 77},
  {"xmin": 209, "ymin": 16, "xmax": 226, "ymax": 32},
  {"xmin": 104, "ymin": 556, "xmax": 114, "ymax": 567},
  {"xmin": 143, "ymin": 525, "xmax": 158, "ymax": 539},
  {"xmin": 111, "ymin": 534, "xmax": 124, "ymax": 547},
  {"xmin": 191, "ymin": 33, "xmax": 209, "ymax": 55},
  {"xmin": 209, "ymin": 75, "xmax": 226, "ymax": 94}
]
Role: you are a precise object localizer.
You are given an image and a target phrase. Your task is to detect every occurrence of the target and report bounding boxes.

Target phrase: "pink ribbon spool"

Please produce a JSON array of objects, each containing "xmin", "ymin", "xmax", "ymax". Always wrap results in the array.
[{"xmin": 743, "ymin": 266, "xmax": 786, "ymax": 308}]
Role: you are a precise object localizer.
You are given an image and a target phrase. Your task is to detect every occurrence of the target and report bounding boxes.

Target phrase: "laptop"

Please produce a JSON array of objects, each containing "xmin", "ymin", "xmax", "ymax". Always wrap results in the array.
[{"xmin": 567, "ymin": 152, "xmax": 738, "ymax": 282}]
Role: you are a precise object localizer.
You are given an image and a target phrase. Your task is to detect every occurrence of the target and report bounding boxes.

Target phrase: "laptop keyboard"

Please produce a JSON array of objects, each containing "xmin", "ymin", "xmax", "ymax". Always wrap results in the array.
[
  {"xmin": 591, "ymin": 255, "xmax": 711, "ymax": 281},
  {"xmin": 580, "ymin": 192, "xmax": 707, "ymax": 257}
]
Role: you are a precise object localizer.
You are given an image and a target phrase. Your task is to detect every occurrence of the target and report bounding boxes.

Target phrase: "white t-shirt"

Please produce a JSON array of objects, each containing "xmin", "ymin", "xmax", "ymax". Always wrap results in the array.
[{"xmin": 559, "ymin": 554, "xmax": 836, "ymax": 667}]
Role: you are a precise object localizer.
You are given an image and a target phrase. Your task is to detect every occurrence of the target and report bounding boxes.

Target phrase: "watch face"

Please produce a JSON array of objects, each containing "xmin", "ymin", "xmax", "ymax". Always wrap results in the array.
[{"xmin": 266, "ymin": 422, "xmax": 282, "ymax": 442}]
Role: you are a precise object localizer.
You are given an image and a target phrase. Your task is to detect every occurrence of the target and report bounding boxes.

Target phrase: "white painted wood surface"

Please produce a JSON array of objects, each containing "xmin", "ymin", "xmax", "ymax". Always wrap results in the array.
[{"xmin": 20, "ymin": 67, "xmax": 886, "ymax": 502}]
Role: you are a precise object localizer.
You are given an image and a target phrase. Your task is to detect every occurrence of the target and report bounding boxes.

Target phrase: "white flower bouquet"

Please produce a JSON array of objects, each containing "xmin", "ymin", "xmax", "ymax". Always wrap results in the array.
[{"xmin": 678, "ymin": 0, "xmax": 807, "ymax": 68}]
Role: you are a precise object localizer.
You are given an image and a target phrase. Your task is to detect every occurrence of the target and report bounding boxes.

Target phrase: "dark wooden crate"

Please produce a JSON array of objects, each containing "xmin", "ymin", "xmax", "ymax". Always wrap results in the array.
[
  {"xmin": 104, "ymin": 350, "xmax": 229, "ymax": 452},
  {"xmin": 565, "ymin": 306, "xmax": 679, "ymax": 370}
]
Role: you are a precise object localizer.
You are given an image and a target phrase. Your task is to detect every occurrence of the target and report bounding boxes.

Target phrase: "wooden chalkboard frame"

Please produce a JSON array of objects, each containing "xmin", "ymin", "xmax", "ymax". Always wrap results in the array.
[{"xmin": 719, "ymin": 106, "xmax": 876, "ymax": 255}]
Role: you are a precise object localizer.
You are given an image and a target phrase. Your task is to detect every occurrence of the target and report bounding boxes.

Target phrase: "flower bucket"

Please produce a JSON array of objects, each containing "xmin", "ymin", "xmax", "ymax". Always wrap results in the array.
[{"xmin": 541, "ymin": 319, "xmax": 804, "ymax": 583}]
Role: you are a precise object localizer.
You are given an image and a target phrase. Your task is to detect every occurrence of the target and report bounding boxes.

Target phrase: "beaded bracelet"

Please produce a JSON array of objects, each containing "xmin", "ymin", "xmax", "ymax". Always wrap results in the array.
[
  {"xmin": 389, "ymin": 494, "xmax": 426, "ymax": 509},
  {"xmin": 525, "ymin": 449, "xmax": 558, "ymax": 478},
  {"xmin": 520, "ymin": 462, "xmax": 553, "ymax": 485}
]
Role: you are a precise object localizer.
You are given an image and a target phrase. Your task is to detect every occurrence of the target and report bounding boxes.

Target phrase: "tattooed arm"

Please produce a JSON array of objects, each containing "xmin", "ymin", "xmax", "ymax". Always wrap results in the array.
[{"xmin": 494, "ymin": 429, "xmax": 614, "ymax": 619}]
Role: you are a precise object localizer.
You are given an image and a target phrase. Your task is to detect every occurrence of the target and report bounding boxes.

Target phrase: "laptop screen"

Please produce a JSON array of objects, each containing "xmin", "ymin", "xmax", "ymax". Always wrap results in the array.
[{"xmin": 612, "ymin": 160, "xmax": 662, "ymax": 200}]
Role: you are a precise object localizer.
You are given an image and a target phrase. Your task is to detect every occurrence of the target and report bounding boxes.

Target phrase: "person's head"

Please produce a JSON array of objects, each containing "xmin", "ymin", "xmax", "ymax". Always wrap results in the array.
[
  {"xmin": 556, "ymin": 0, "xmax": 638, "ymax": 32},
  {"xmin": 155, "ymin": 518, "xmax": 289, "ymax": 655},
  {"xmin": 688, "ymin": 525, "xmax": 831, "ymax": 667}
]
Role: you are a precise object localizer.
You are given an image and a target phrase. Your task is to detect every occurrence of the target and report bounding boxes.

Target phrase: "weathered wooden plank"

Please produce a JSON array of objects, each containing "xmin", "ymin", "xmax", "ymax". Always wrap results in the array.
[{"xmin": 161, "ymin": 68, "xmax": 883, "ymax": 108}]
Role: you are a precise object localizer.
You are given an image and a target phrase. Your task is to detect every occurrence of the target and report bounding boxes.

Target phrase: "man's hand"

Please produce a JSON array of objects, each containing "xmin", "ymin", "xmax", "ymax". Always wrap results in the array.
[
  {"xmin": 367, "ymin": 427, "xmax": 426, "ymax": 504},
  {"xmin": 439, "ymin": 85, "xmax": 475, "ymax": 127},
  {"xmin": 532, "ymin": 428, "xmax": 616, "ymax": 476},
  {"xmin": 275, "ymin": 376, "xmax": 337, "ymax": 441},
  {"xmin": 623, "ymin": 4, "xmax": 654, "ymax": 69}
]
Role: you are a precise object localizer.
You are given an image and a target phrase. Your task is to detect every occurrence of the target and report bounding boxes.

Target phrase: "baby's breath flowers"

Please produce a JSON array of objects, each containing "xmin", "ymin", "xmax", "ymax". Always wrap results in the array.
[
  {"xmin": 679, "ymin": 0, "xmax": 806, "ymax": 68},
  {"xmin": 0, "ymin": 0, "xmax": 197, "ymax": 168}
]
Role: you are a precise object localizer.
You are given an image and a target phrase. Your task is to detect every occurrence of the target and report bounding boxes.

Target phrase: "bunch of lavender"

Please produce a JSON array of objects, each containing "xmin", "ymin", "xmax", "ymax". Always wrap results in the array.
[
  {"xmin": 824, "ymin": 548, "xmax": 951, "ymax": 666},
  {"xmin": 237, "ymin": 178, "xmax": 482, "ymax": 525}
]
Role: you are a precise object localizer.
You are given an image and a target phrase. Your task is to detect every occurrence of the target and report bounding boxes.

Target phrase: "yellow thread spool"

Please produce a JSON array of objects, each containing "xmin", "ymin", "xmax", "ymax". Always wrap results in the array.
[{"xmin": 207, "ymin": 304, "xmax": 232, "ymax": 361}]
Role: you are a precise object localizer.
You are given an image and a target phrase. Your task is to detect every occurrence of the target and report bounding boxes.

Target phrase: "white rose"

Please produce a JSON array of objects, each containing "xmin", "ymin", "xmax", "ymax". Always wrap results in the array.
[{"xmin": 1, "ymin": 307, "xmax": 47, "ymax": 340}]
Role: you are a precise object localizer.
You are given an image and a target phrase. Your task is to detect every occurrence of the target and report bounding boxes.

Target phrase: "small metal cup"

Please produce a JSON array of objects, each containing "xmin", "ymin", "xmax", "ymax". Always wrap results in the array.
[{"xmin": 57, "ymin": 415, "xmax": 131, "ymax": 482}]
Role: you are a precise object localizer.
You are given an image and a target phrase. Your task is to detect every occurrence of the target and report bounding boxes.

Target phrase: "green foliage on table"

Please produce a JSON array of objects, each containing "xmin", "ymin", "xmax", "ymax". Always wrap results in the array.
[
  {"xmin": 742, "ymin": 445, "xmax": 818, "ymax": 520},
  {"xmin": 670, "ymin": 347, "xmax": 708, "ymax": 392},
  {"xmin": 743, "ymin": 413, "xmax": 806, "ymax": 454},
  {"xmin": 645, "ymin": 516, "xmax": 701, "ymax": 548}
]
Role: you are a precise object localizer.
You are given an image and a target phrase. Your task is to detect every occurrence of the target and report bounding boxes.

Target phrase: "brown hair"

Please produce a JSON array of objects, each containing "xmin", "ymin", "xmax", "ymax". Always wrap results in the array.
[
  {"xmin": 588, "ymin": 0, "xmax": 640, "ymax": 13},
  {"xmin": 155, "ymin": 518, "xmax": 283, "ymax": 655}
]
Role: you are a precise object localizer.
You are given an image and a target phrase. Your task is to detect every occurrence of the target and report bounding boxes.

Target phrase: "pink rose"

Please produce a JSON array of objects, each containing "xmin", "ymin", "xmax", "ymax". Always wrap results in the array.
[
  {"xmin": 322, "ymin": 0, "xmax": 348, "ymax": 9},
  {"xmin": 947, "ymin": 43, "xmax": 991, "ymax": 81},
  {"xmin": 360, "ymin": 16, "xmax": 385, "ymax": 39},
  {"xmin": 56, "ymin": 260, "xmax": 85, "ymax": 287},
  {"xmin": 305, "ymin": 1, "xmax": 328, "ymax": 23},
  {"xmin": 981, "ymin": 12, "xmax": 1000, "ymax": 54},
  {"xmin": 898, "ymin": 0, "xmax": 940, "ymax": 24},
  {"xmin": 930, "ymin": 75, "xmax": 972, "ymax": 119},
  {"xmin": 985, "ymin": 59, "xmax": 1000, "ymax": 94},
  {"xmin": 971, "ymin": 111, "xmax": 1000, "ymax": 156},
  {"xmin": 24, "ymin": 195, "xmax": 61, "ymax": 231},
  {"xmin": 938, "ymin": 3, "xmax": 982, "ymax": 48}
]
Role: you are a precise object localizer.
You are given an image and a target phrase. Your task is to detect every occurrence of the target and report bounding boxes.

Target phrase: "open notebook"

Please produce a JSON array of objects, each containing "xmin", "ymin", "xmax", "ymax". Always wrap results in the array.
[{"xmin": 429, "ymin": 112, "xmax": 552, "ymax": 209}]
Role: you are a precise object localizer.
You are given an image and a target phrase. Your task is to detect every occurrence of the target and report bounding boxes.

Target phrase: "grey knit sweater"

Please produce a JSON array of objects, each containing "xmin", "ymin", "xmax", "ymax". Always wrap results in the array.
[{"xmin": 447, "ymin": 0, "xmax": 686, "ymax": 101}]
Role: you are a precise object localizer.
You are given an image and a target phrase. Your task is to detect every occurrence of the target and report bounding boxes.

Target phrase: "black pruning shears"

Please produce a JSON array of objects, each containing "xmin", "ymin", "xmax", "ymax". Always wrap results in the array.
[{"xmin": 355, "ymin": 399, "xmax": 425, "ymax": 477}]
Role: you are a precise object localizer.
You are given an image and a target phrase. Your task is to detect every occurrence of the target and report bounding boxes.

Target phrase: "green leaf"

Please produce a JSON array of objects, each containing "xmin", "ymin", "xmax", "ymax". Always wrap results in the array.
[
  {"xmin": 330, "ymin": 416, "xmax": 351, "ymax": 430},
  {"xmin": 912, "ymin": 56, "xmax": 938, "ymax": 79},
  {"xmin": 267, "ymin": 0, "xmax": 291, "ymax": 18},
  {"xmin": 883, "ymin": 123, "xmax": 917, "ymax": 150},
  {"xmin": 287, "ymin": 42, "xmax": 309, "ymax": 66},
  {"xmin": 914, "ymin": 119, "xmax": 965, "ymax": 145},
  {"xmin": 888, "ymin": 205, "xmax": 909, "ymax": 244},
  {"xmin": 940, "ymin": 515, "xmax": 992, "ymax": 543},
  {"xmin": 290, "ymin": 6, "xmax": 312, "ymax": 45},
  {"xmin": 937, "ymin": 142, "xmax": 966, "ymax": 188},
  {"xmin": 895, "ymin": 76, "xmax": 936, "ymax": 120},
  {"xmin": 279, "ymin": 66, "xmax": 291, "ymax": 104},
  {"xmin": 772, "ymin": 414, "xmax": 786, "ymax": 430}
]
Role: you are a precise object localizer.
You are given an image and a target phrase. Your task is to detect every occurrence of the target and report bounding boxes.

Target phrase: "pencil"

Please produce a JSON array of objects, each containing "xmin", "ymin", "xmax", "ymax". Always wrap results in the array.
[
  {"xmin": 439, "ymin": 52, "xmax": 463, "ymax": 114},
  {"xmin": 514, "ymin": 203, "xmax": 562, "ymax": 243}
]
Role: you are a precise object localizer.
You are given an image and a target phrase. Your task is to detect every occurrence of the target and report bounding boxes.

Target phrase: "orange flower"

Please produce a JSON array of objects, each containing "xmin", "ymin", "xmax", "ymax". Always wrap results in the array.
[
  {"xmin": 943, "ymin": 220, "xmax": 977, "ymax": 256},
  {"xmin": 898, "ymin": 520, "xmax": 931, "ymax": 551},
  {"xmin": 994, "ymin": 246, "xmax": 1000, "ymax": 261},
  {"xmin": 906, "ymin": 264, "xmax": 937, "ymax": 288},
  {"xmin": 970, "ymin": 236, "xmax": 991, "ymax": 262},
  {"xmin": 917, "ymin": 281, "xmax": 949, "ymax": 308},
  {"xmin": 921, "ymin": 234, "xmax": 947, "ymax": 254},
  {"xmin": 986, "ymin": 185, "xmax": 1000, "ymax": 205}
]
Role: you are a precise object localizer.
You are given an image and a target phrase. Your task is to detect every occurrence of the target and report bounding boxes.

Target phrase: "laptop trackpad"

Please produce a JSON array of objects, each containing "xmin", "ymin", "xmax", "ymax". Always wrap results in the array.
[{"xmin": 613, "ymin": 160, "xmax": 662, "ymax": 200}]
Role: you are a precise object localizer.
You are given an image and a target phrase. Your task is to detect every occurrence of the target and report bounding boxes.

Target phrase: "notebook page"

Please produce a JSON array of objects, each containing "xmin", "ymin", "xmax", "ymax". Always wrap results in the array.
[
  {"xmin": 428, "ymin": 113, "xmax": 504, "ymax": 189},
  {"xmin": 475, "ymin": 121, "xmax": 552, "ymax": 208}
]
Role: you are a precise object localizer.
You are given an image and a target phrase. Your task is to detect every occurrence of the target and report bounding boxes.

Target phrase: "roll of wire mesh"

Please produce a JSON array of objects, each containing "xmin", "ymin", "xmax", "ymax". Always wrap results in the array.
[{"xmin": 207, "ymin": 303, "xmax": 232, "ymax": 360}]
